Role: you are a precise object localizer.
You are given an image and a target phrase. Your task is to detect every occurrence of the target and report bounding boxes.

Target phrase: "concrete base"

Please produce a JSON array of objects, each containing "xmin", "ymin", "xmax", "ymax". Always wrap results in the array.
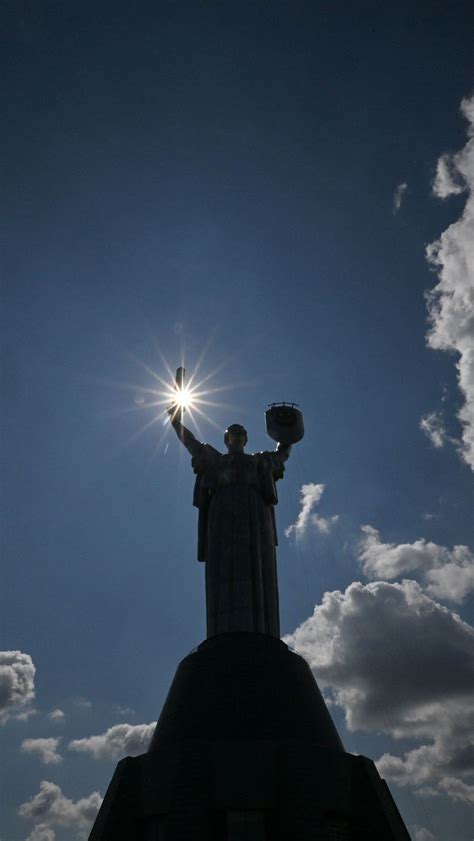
[{"xmin": 89, "ymin": 634, "xmax": 411, "ymax": 840}]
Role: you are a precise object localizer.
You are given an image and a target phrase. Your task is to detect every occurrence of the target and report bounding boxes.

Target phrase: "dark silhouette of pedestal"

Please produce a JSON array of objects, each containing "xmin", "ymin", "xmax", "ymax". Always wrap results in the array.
[{"xmin": 89, "ymin": 634, "xmax": 411, "ymax": 840}]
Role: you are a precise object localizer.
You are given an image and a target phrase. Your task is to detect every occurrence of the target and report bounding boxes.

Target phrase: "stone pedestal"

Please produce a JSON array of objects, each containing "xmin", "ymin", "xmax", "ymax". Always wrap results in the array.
[{"xmin": 89, "ymin": 634, "xmax": 411, "ymax": 840}]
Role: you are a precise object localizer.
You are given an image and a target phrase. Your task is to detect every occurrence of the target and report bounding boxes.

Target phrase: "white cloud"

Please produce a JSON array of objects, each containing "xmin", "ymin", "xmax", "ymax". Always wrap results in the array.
[
  {"xmin": 358, "ymin": 525, "xmax": 474, "ymax": 602},
  {"xmin": 312, "ymin": 512, "xmax": 340, "ymax": 534},
  {"xmin": 285, "ymin": 483, "xmax": 339, "ymax": 540},
  {"xmin": 438, "ymin": 776, "xmax": 474, "ymax": 804},
  {"xmin": 68, "ymin": 721, "xmax": 156, "ymax": 760},
  {"xmin": 376, "ymin": 715, "xmax": 474, "ymax": 797},
  {"xmin": 18, "ymin": 781, "xmax": 102, "ymax": 840},
  {"xmin": 359, "ymin": 525, "xmax": 444, "ymax": 578},
  {"xmin": 47, "ymin": 708, "xmax": 65, "ymax": 722},
  {"xmin": 285, "ymin": 483, "xmax": 325, "ymax": 539},
  {"xmin": 284, "ymin": 580, "xmax": 474, "ymax": 802},
  {"xmin": 73, "ymin": 696, "xmax": 92, "ymax": 709},
  {"xmin": 432, "ymin": 153, "xmax": 464, "ymax": 198},
  {"xmin": 424, "ymin": 555, "xmax": 474, "ymax": 603},
  {"xmin": 393, "ymin": 181, "xmax": 408, "ymax": 213},
  {"xmin": 113, "ymin": 704, "xmax": 135, "ymax": 718},
  {"xmin": 25, "ymin": 824, "xmax": 56, "ymax": 841},
  {"xmin": 0, "ymin": 651, "xmax": 36, "ymax": 723},
  {"xmin": 426, "ymin": 96, "xmax": 474, "ymax": 471},
  {"xmin": 21, "ymin": 738, "xmax": 62, "ymax": 765},
  {"xmin": 419, "ymin": 411, "xmax": 448, "ymax": 448},
  {"xmin": 411, "ymin": 828, "xmax": 435, "ymax": 841}
]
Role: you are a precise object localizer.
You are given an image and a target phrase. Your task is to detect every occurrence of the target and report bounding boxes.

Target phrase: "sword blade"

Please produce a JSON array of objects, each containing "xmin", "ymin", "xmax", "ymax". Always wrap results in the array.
[{"xmin": 175, "ymin": 367, "xmax": 186, "ymax": 422}]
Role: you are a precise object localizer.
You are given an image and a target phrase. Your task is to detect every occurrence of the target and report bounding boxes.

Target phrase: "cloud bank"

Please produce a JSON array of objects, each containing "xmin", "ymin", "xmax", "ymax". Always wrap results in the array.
[
  {"xmin": 359, "ymin": 525, "xmax": 474, "ymax": 602},
  {"xmin": 25, "ymin": 824, "xmax": 56, "ymax": 841},
  {"xmin": 68, "ymin": 721, "xmax": 156, "ymax": 760},
  {"xmin": 425, "ymin": 95, "xmax": 474, "ymax": 470},
  {"xmin": 18, "ymin": 781, "xmax": 102, "ymax": 841},
  {"xmin": 284, "ymin": 579, "xmax": 474, "ymax": 802},
  {"xmin": 0, "ymin": 650, "xmax": 36, "ymax": 723},
  {"xmin": 285, "ymin": 483, "xmax": 339, "ymax": 540}
]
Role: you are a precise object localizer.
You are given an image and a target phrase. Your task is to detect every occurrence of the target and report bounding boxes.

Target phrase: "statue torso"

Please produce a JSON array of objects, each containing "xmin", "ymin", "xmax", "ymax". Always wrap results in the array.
[
  {"xmin": 215, "ymin": 453, "xmax": 260, "ymax": 488},
  {"xmin": 192, "ymin": 446, "xmax": 282, "ymax": 510}
]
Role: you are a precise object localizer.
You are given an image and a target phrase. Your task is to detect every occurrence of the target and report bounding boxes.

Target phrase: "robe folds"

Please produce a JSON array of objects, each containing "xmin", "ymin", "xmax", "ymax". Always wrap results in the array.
[{"xmin": 191, "ymin": 445, "xmax": 286, "ymax": 638}]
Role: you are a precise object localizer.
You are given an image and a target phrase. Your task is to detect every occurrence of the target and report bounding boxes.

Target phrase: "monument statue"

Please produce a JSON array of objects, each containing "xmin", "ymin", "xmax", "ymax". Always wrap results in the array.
[
  {"xmin": 90, "ymin": 372, "xmax": 411, "ymax": 841},
  {"xmin": 168, "ymin": 389, "xmax": 303, "ymax": 639}
]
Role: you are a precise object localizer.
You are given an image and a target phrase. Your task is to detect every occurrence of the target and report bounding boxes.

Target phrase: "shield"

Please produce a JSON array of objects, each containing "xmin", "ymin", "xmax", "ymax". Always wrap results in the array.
[{"xmin": 265, "ymin": 403, "xmax": 304, "ymax": 445}]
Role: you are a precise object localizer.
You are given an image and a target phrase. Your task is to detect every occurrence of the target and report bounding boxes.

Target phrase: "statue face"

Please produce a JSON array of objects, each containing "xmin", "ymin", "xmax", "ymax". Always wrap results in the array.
[
  {"xmin": 224, "ymin": 424, "xmax": 247, "ymax": 453},
  {"xmin": 226, "ymin": 430, "xmax": 246, "ymax": 453}
]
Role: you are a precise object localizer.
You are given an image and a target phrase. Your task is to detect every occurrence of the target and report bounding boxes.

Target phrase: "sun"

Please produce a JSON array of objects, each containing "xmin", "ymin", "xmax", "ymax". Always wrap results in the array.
[
  {"xmin": 165, "ymin": 366, "xmax": 197, "ymax": 415},
  {"xmin": 120, "ymin": 351, "xmax": 237, "ymax": 456},
  {"xmin": 172, "ymin": 386, "xmax": 194, "ymax": 412},
  {"xmin": 112, "ymin": 335, "xmax": 255, "ymax": 456}
]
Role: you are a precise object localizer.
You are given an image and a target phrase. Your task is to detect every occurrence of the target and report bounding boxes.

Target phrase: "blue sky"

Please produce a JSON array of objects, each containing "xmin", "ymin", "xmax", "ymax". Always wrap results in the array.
[{"xmin": 1, "ymin": 3, "xmax": 473, "ymax": 840}]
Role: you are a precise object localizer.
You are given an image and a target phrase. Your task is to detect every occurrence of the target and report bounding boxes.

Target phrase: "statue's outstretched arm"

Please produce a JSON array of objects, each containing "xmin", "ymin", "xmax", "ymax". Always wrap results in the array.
[
  {"xmin": 276, "ymin": 442, "xmax": 292, "ymax": 463},
  {"xmin": 169, "ymin": 410, "xmax": 201, "ymax": 457}
]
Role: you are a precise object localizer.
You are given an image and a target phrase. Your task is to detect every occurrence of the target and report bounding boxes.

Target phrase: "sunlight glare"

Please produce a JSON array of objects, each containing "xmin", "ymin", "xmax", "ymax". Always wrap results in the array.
[
  {"xmin": 173, "ymin": 387, "xmax": 194, "ymax": 411},
  {"xmin": 117, "ymin": 344, "xmax": 253, "ymax": 456}
]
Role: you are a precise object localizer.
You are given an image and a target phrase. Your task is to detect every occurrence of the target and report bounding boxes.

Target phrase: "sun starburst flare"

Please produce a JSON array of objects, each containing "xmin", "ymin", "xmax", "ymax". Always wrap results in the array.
[
  {"xmin": 103, "ymin": 338, "xmax": 256, "ymax": 461},
  {"xmin": 123, "ymin": 351, "xmax": 242, "ymax": 459}
]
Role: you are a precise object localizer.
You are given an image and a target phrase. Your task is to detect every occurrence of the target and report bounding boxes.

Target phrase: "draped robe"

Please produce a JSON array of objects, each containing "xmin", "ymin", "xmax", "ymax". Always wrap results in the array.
[{"xmin": 172, "ymin": 422, "xmax": 289, "ymax": 638}]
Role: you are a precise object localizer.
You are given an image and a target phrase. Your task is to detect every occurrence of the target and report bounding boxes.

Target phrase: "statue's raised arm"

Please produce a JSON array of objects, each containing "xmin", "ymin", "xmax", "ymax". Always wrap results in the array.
[{"xmin": 167, "ymin": 405, "xmax": 202, "ymax": 458}]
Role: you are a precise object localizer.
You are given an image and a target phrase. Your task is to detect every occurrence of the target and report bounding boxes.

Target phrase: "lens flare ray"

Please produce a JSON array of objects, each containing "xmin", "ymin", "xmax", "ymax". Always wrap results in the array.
[{"xmin": 121, "ymin": 352, "xmax": 239, "ymax": 451}]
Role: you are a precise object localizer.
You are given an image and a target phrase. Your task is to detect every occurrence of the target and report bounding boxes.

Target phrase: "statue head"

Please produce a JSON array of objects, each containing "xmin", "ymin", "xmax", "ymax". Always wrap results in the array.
[{"xmin": 224, "ymin": 423, "xmax": 248, "ymax": 453}]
